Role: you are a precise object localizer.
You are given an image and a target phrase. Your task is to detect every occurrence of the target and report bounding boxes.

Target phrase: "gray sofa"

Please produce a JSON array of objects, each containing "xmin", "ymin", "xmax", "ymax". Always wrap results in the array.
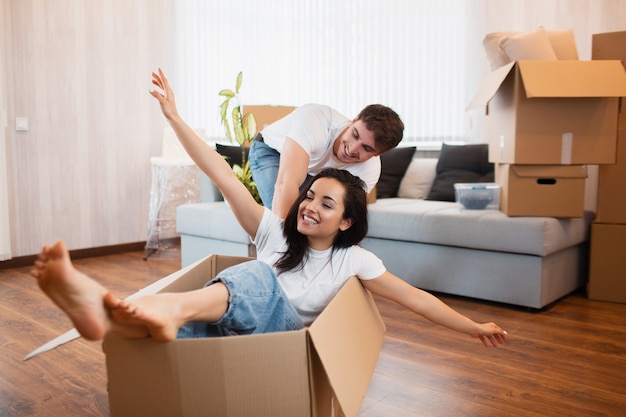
[{"xmin": 176, "ymin": 151, "xmax": 591, "ymax": 309}]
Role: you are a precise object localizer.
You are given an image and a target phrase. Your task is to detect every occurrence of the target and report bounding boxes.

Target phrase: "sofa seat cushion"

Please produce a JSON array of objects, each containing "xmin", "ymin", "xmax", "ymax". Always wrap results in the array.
[
  {"xmin": 176, "ymin": 202, "xmax": 249, "ymax": 244},
  {"xmin": 367, "ymin": 198, "xmax": 591, "ymax": 257}
]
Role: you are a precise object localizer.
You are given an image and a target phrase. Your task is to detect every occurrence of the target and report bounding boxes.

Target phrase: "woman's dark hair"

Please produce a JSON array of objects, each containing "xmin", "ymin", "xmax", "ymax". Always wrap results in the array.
[{"xmin": 274, "ymin": 168, "xmax": 368, "ymax": 274}]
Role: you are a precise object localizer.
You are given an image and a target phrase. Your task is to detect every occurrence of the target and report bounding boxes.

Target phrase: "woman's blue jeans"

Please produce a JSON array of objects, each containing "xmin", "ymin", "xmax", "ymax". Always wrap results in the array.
[{"xmin": 176, "ymin": 260, "xmax": 304, "ymax": 338}]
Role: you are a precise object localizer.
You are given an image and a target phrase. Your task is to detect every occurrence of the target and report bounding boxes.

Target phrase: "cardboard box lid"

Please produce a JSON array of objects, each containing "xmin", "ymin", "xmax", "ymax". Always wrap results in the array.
[
  {"xmin": 466, "ymin": 62, "xmax": 516, "ymax": 110},
  {"xmin": 467, "ymin": 60, "xmax": 626, "ymax": 110},
  {"xmin": 510, "ymin": 165, "xmax": 588, "ymax": 179},
  {"xmin": 309, "ymin": 277, "xmax": 386, "ymax": 417}
]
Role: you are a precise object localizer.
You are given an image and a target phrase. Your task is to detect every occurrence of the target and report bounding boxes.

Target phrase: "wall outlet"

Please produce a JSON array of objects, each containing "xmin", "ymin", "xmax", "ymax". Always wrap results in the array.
[{"xmin": 15, "ymin": 117, "xmax": 29, "ymax": 131}]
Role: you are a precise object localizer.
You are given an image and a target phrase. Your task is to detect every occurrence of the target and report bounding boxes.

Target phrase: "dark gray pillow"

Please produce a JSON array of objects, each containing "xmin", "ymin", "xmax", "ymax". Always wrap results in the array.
[
  {"xmin": 426, "ymin": 143, "xmax": 494, "ymax": 202},
  {"xmin": 376, "ymin": 147, "xmax": 416, "ymax": 198},
  {"xmin": 216, "ymin": 144, "xmax": 249, "ymax": 167}
]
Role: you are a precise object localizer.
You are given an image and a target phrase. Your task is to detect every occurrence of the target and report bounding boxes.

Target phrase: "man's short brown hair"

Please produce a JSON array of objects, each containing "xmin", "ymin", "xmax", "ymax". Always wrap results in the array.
[{"xmin": 356, "ymin": 104, "xmax": 404, "ymax": 154}]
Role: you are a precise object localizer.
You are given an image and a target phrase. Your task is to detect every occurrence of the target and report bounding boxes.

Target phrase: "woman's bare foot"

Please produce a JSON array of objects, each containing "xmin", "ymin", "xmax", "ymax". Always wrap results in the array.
[
  {"xmin": 110, "ymin": 294, "xmax": 186, "ymax": 342},
  {"xmin": 30, "ymin": 240, "xmax": 113, "ymax": 341}
]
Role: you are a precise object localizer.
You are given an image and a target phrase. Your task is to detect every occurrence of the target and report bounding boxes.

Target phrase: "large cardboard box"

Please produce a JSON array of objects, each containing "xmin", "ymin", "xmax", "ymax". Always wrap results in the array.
[
  {"xmin": 588, "ymin": 223, "xmax": 626, "ymax": 304},
  {"xmin": 496, "ymin": 164, "xmax": 587, "ymax": 217},
  {"xmin": 592, "ymin": 32, "xmax": 626, "ymax": 224},
  {"xmin": 596, "ymin": 128, "xmax": 626, "ymax": 223},
  {"xmin": 592, "ymin": 30, "xmax": 626, "ymax": 128},
  {"xmin": 103, "ymin": 254, "xmax": 386, "ymax": 417},
  {"xmin": 243, "ymin": 105, "xmax": 295, "ymax": 130},
  {"xmin": 467, "ymin": 60, "xmax": 626, "ymax": 165}
]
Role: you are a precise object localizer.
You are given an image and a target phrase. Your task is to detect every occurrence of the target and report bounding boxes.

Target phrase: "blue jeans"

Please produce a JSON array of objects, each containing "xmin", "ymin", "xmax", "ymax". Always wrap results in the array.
[
  {"xmin": 249, "ymin": 140, "xmax": 280, "ymax": 209},
  {"xmin": 176, "ymin": 260, "xmax": 304, "ymax": 338},
  {"xmin": 249, "ymin": 140, "xmax": 312, "ymax": 209}
]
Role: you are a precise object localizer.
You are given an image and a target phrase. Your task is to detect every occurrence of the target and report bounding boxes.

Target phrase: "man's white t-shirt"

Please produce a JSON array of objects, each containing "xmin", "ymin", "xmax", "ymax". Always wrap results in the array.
[
  {"xmin": 260, "ymin": 103, "xmax": 381, "ymax": 193},
  {"xmin": 252, "ymin": 208, "xmax": 386, "ymax": 326}
]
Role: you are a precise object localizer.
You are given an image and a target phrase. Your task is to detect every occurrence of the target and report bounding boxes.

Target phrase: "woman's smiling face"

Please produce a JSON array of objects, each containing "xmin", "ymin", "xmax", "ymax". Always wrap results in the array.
[{"xmin": 297, "ymin": 177, "xmax": 354, "ymax": 250}]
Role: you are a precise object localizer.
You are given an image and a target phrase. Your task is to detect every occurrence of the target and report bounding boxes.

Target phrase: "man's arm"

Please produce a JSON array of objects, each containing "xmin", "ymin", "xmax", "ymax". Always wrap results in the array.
[{"xmin": 272, "ymin": 138, "xmax": 310, "ymax": 219}]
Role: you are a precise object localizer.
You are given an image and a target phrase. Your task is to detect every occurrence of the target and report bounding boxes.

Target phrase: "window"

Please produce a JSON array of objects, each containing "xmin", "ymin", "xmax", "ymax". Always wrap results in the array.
[{"xmin": 172, "ymin": 0, "xmax": 469, "ymax": 147}]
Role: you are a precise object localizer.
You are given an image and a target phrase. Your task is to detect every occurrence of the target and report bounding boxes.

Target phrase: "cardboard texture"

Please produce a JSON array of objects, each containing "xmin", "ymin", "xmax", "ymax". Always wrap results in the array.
[
  {"xmin": 243, "ymin": 105, "xmax": 295, "ymax": 130},
  {"xmin": 496, "ymin": 164, "xmax": 587, "ymax": 217},
  {"xmin": 592, "ymin": 30, "xmax": 626, "ymax": 128},
  {"xmin": 596, "ymin": 128, "xmax": 626, "ymax": 223},
  {"xmin": 103, "ymin": 254, "xmax": 386, "ymax": 417},
  {"xmin": 468, "ymin": 60, "xmax": 626, "ymax": 165},
  {"xmin": 592, "ymin": 32, "xmax": 626, "ymax": 224},
  {"xmin": 588, "ymin": 223, "xmax": 626, "ymax": 304}
]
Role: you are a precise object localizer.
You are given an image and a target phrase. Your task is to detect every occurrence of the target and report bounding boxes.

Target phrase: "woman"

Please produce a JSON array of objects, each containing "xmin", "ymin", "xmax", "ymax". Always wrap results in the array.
[{"xmin": 30, "ymin": 69, "xmax": 506, "ymax": 347}]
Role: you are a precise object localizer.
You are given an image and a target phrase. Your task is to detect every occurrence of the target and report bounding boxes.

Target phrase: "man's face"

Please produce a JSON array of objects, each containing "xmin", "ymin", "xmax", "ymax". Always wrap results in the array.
[{"xmin": 333, "ymin": 119, "xmax": 379, "ymax": 164}]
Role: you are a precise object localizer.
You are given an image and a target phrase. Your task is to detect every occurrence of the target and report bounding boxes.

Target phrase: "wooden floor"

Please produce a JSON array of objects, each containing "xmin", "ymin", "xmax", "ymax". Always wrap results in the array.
[{"xmin": 1, "ymin": 245, "xmax": 625, "ymax": 417}]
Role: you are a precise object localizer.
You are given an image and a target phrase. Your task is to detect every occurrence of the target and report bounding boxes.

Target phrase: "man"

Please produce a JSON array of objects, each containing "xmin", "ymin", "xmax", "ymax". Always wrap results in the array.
[{"xmin": 249, "ymin": 103, "xmax": 404, "ymax": 218}]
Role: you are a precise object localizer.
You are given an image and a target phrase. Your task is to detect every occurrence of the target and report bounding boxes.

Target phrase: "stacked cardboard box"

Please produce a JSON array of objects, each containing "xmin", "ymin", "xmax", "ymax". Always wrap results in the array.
[
  {"xmin": 588, "ymin": 31, "xmax": 626, "ymax": 304},
  {"xmin": 469, "ymin": 59, "xmax": 626, "ymax": 218}
]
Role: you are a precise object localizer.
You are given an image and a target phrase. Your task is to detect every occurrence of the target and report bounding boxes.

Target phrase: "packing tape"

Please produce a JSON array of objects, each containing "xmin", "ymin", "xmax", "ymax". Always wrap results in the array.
[{"xmin": 561, "ymin": 132, "xmax": 573, "ymax": 165}]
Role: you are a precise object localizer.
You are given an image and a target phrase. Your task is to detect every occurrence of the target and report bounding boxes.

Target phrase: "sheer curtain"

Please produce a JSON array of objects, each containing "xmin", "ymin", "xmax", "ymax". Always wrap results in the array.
[{"xmin": 172, "ymin": 0, "xmax": 469, "ymax": 147}]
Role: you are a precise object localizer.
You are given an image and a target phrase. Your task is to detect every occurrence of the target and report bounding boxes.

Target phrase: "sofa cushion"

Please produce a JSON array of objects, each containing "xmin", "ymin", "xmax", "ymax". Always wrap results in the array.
[
  {"xmin": 216, "ymin": 144, "xmax": 249, "ymax": 167},
  {"xmin": 367, "ymin": 198, "xmax": 591, "ymax": 257},
  {"xmin": 177, "ymin": 202, "xmax": 249, "ymax": 244},
  {"xmin": 397, "ymin": 158, "xmax": 438, "ymax": 199},
  {"xmin": 426, "ymin": 143, "xmax": 494, "ymax": 202},
  {"xmin": 376, "ymin": 146, "xmax": 416, "ymax": 198}
]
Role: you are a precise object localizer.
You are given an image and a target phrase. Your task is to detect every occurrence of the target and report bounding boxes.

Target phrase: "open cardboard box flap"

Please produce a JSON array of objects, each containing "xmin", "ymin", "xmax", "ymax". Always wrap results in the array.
[
  {"xmin": 467, "ymin": 60, "xmax": 626, "ymax": 111},
  {"xmin": 309, "ymin": 276, "xmax": 386, "ymax": 417}
]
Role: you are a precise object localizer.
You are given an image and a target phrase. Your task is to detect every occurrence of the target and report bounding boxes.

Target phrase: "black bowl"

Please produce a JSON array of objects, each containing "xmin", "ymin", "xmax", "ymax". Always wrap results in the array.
[{"xmin": 459, "ymin": 195, "xmax": 493, "ymax": 210}]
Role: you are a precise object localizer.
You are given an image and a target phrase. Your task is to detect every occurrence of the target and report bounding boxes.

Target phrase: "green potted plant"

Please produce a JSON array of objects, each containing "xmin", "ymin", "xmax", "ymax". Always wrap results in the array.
[{"xmin": 218, "ymin": 71, "xmax": 262, "ymax": 204}]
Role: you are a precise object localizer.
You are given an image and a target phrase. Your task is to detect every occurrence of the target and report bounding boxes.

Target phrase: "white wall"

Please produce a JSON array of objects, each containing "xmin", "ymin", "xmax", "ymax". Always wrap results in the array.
[
  {"xmin": 0, "ymin": 0, "xmax": 9, "ymax": 259},
  {"xmin": 1, "ymin": 0, "xmax": 171, "ymax": 257}
]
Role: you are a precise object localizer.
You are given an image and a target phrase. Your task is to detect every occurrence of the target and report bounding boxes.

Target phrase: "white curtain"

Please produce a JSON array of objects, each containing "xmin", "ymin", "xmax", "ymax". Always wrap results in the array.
[{"xmin": 172, "ymin": 0, "xmax": 468, "ymax": 147}]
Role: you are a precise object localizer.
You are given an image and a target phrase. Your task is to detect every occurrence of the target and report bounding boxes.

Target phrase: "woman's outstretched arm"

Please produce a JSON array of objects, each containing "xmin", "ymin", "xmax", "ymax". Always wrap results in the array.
[
  {"xmin": 362, "ymin": 271, "xmax": 507, "ymax": 347},
  {"xmin": 150, "ymin": 68, "xmax": 264, "ymax": 239}
]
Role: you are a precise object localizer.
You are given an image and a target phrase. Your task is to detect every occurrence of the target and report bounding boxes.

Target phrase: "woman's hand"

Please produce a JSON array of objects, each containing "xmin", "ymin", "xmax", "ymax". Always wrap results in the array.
[
  {"xmin": 473, "ymin": 322, "xmax": 508, "ymax": 347},
  {"xmin": 150, "ymin": 68, "xmax": 179, "ymax": 122}
]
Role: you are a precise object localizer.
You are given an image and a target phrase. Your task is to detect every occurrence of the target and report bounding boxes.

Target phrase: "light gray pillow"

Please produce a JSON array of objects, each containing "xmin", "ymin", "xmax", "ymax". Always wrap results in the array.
[{"xmin": 398, "ymin": 158, "xmax": 438, "ymax": 199}]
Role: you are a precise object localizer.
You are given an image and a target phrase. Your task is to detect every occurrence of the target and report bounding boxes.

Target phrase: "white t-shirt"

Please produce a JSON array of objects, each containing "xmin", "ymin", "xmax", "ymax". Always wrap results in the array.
[
  {"xmin": 252, "ymin": 208, "xmax": 386, "ymax": 326},
  {"xmin": 260, "ymin": 103, "xmax": 381, "ymax": 193}
]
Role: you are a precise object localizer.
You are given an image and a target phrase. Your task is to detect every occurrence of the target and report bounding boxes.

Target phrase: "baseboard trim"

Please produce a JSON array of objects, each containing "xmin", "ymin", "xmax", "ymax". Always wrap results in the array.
[{"xmin": 0, "ymin": 239, "xmax": 180, "ymax": 270}]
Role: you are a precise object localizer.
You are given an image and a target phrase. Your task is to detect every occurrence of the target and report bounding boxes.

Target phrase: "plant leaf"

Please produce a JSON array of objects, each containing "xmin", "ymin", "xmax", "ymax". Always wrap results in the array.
[
  {"xmin": 223, "ymin": 120, "xmax": 234, "ymax": 143},
  {"xmin": 235, "ymin": 71, "xmax": 243, "ymax": 94},
  {"xmin": 219, "ymin": 100, "xmax": 229, "ymax": 121},
  {"xmin": 243, "ymin": 113, "xmax": 257, "ymax": 142},
  {"xmin": 232, "ymin": 107, "xmax": 245, "ymax": 146},
  {"xmin": 218, "ymin": 89, "xmax": 235, "ymax": 98}
]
